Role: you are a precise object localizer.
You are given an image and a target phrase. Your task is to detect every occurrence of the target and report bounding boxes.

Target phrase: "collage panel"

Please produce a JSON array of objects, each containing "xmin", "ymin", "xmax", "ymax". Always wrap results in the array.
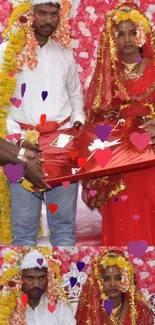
[{"xmin": 0, "ymin": 246, "xmax": 155, "ymax": 324}]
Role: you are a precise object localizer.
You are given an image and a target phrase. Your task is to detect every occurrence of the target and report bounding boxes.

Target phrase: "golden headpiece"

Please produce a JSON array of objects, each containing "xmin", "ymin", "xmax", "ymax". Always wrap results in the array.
[{"xmin": 113, "ymin": 6, "xmax": 151, "ymax": 34}]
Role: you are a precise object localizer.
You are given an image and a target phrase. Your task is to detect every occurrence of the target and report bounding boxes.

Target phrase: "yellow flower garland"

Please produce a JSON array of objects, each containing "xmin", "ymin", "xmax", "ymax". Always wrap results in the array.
[
  {"xmin": 0, "ymin": 0, "xmax": 71, "ymax": 244},
  {"xmin": 0, "ymin": 2, "xmax": 32, "ymax": 244}
]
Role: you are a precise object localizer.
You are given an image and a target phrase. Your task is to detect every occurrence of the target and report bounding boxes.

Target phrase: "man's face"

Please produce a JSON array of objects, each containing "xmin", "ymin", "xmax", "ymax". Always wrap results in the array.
[
  {"xmin": 102, "ymin": 266, "xmax": 123, "ymax": 299},
  {"xmin": 22, "ymin": 268, "xmax": 48, "ymax": 299},
  {"xmin": 116, "ymin": 20, "xmax": 138, "ymax": 55},
  {"xmin": 33, "ymin": 3, "xmax": 60, "ymax": 38}
]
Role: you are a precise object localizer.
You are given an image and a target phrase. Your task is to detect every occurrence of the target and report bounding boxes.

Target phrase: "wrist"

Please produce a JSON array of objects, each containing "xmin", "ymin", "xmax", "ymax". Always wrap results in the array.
[
  {"xmin": 16, "ymin": 160, "xmax": 28, "ymax": 183},
  {"xmin": 17, "ymin": 147, "xmax": 26, "ymax": 160}
]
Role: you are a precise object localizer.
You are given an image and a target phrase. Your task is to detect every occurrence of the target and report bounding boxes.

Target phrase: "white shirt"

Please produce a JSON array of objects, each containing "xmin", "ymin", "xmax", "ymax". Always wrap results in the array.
[
  {"xmin": 0, "ymin": 39, "xmax": 85, "ymax": 143},
  {"xmin": 26, "ymin": 295, "xmax": 76, "ymax": 325}
]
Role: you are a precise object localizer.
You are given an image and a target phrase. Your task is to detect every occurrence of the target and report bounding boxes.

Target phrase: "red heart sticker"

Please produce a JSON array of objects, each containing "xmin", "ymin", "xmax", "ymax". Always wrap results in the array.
[
  {"xmin": 0, "ymin": 258, "xmax": 3, "ymax": 267},
  {"xmin": 14, "ymin": 133, "xmax": 21, "ymax": 141},
  {"xmin": 40, "ymin": 114, "xmax": 46, "ymax": 127},
  {"xmin": 69, "ymin": 150, "xmax": 80, "ymax": 161},
  {"xmin": 62, "ymin": 181, "xmax": 70, "ymax": 188},
  {"xmin": 118, "ymin": 93, "xmax": 126, "ymax": 101},
  {"xmin": 77, "ymin": 157, "xmax": 87, "ymax": 168},
  {"xmin": 48, "ymin": 304, "xmax": 56, "ymax": 313},
  {"xmin": 94, "ymin": 148, "xmax": 112, "ymax": 168},
  {"xmin": 21, "ymin": 293, "xmax": 28, "ymax": 307},
  {"xmin": 6, "ymin": 134, "xmax": 14, "ymax": 141},
  {"xmin": 12, "ymin": 99, "xmax": 22, "ymax": 108},
  {"xmin": 130, "ymin": 132, "xmax": 150, "ymax": 151},
  {"xmin": 9, "ymin": 72, "xmax": 15, "ymax": 77},
  {"xmin": 48, "ymin": 204, "xmax": 58, "ymax": 214}
]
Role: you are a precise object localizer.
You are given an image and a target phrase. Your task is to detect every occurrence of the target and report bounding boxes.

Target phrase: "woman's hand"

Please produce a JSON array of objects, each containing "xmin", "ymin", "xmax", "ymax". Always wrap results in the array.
[
  {"xmin": 20, "ymin": 140, "xmax": 41, "ymax": 152},
  {"xmin": 139, "ymin": 118, "xmax": 155, "ymax": 144},
  {"xmin": 73, "ymin": 121, "xmax": 83, "ymax": 129}
]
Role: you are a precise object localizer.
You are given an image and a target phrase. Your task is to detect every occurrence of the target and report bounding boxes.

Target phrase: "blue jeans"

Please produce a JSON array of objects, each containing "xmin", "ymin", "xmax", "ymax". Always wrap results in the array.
[{"xmin": 9, "ymin": 182, "xmax": 78, "ymax": 246}]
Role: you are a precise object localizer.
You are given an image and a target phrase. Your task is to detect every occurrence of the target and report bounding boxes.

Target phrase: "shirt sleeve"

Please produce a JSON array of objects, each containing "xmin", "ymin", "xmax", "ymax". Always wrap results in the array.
[
  {"xmin": 66, "ymin": 51, "xmax": 85, "ymax": 126},
  {"xmin": 57, "ymin": 301, "xmax": 76, "ymax": 325},
  {"xmin": 62, "ymin": 304, "xmax": 76, "ymax": 325},
  {"xmin": 7, "ymin": 112, "xmax": 25, "ymax": 144}
]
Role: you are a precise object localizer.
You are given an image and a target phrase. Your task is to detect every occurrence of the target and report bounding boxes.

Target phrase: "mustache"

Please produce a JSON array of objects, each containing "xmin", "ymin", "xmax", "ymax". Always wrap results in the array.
[
  {"xmin": 41, "ymin": 25, "xmax": 54, "ymax": 28},
  {"xmin": 30, "ymin": 288, "xmax": 42, "ymax": 294}
]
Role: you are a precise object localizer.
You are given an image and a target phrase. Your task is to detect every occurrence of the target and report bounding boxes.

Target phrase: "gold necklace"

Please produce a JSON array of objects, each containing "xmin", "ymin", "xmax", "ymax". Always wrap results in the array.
[
  {"xmin": 112, "ymin": 302, "xmax": 122, "ymax": 315},
  {"xmin": 122, "ymin": 61, "xmax": 138, "ymax": 74}
]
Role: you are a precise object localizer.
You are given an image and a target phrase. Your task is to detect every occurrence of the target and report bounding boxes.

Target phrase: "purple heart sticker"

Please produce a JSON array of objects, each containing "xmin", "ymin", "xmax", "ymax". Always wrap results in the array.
[
  {"xmin": 41, "ymin": 91, "xmax": 48, "ymax": 101},
  {"xmin": 104, "ymin": 299, "xmax": 113, "ymax": 316},
  {"xmin": 37, "ymin": 258, "xmax": 43, "ymax": 266},
  {"xmin": 76, "ymin": 262, "xmax": 85, "ymax": 272},
  {"xmin": 0, "ymin": 35, "xmax": 3, "ymax": 44},
  {"xmin": 37, "ymin": 289, "xmax": 42, "ymax": 296},
  {"xmin": 134, "ymin": 56, "xmax": 143, "ymax": 64},
  {"xmin": 0, "ymin": 285, "xmax": 3, "ymax": 290},
  {"xmin": 10, "ymin": 97, "xmax": 17, "ymax": 105},
  {"xmin": 21, "ymin": 83, "xmax": 26, "ymax": 98},
  {"xmin": 132, "ymin": 215, "xmax": 140, "ymax": 221},
  {"xmin": 127, "ymin": 240, "xmax": 148, "ymax": 259},
  {"xmin": 95, "ymin": 124, "xmax": 112, "ymax": 142},
  {"xmin": 3, "ymin": 164, "xmax": 24, "ymax": 184},
  {"xmin": 70, "ymin": 277, "xmax": 77, "ymax": 287},
  {"xmin": 114, "ymin": 197, "xmax": 119, "ymax": 202}
]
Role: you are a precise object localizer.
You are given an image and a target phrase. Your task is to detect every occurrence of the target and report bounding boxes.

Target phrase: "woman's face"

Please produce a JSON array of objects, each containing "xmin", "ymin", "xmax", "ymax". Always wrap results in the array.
[
  {"xmin": 102, "ymin": 266, "xmax": 123, "ymax": 299},
  {"xmin": 116, "ymin": 20, "xmax": 139, "ymax": 55}
]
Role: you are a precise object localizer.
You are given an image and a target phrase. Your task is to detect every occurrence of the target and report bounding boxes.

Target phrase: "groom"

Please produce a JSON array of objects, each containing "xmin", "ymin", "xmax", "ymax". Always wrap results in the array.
[{"xmin": 0, "ymin": 0, "xmax": 85, "ymax": 246}]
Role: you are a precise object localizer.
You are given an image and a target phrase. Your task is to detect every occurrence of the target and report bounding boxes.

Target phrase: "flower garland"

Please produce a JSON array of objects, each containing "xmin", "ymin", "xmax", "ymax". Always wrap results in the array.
[
  {"xmin": 0, "ymin": 2, "xmax": 32, "ymax": 245},
  {"xmin": 0, "ymin": 0, "xmax": 71, "ymax": 244},
  {"xmin": 0, "ymin": 246, "xmax": 68, "ymax": 325}
]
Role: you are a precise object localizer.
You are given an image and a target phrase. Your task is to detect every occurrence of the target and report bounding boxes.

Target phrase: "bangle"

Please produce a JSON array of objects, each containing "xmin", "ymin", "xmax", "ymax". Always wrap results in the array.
[
  {"xmin": 20, "ymin": 139, "xmax": 25, "ymax": 148},
  {"xmin": 17, "ymin": 161, "xmax": 28, "ymax": 183},
  {"xmin": 17, "ymin": 147, "xmax": 26, "ymax": 160}
]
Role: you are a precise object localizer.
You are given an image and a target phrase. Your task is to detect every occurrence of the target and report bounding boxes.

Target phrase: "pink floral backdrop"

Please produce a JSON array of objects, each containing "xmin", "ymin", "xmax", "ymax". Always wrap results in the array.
[{"xmin": 0, "ymin": 246, "xmax": 155, "ymax": 317}]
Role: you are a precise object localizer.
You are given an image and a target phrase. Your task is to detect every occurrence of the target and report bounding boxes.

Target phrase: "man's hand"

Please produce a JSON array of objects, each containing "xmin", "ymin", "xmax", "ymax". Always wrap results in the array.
[
  {"xmin": 73, "ymin": 121, "xmax": 83, "ymax": 129},
  {"xmin": 25, "ymin": 161, "xmax": 51, "ymax": 190},
  {"xmin": 23, "ymin": 149, "xmax": 44, "ymax": 165},
  {"xmin": 20, "ymin": 140, "xmax": 41, "ymax": 152},
  {"xmin": 139, "ymin": 118, "xmax": 155, "ymax": 144}
]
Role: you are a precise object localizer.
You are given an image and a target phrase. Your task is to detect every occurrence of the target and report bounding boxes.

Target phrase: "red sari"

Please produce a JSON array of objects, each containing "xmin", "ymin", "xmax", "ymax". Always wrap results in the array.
[
  {"xmin": 76, "ymin": 278, "xmax": 154, "ymax": 325},
  {"xmin": 101, "ymin": 59, "xmax": 155, "ymax": 245}
]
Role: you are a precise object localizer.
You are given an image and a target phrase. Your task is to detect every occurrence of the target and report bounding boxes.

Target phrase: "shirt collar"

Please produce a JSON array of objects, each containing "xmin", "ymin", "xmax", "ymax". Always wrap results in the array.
[{"xmin": 37, "ymin": 37, "xmax": 53, "ymax": 49}]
